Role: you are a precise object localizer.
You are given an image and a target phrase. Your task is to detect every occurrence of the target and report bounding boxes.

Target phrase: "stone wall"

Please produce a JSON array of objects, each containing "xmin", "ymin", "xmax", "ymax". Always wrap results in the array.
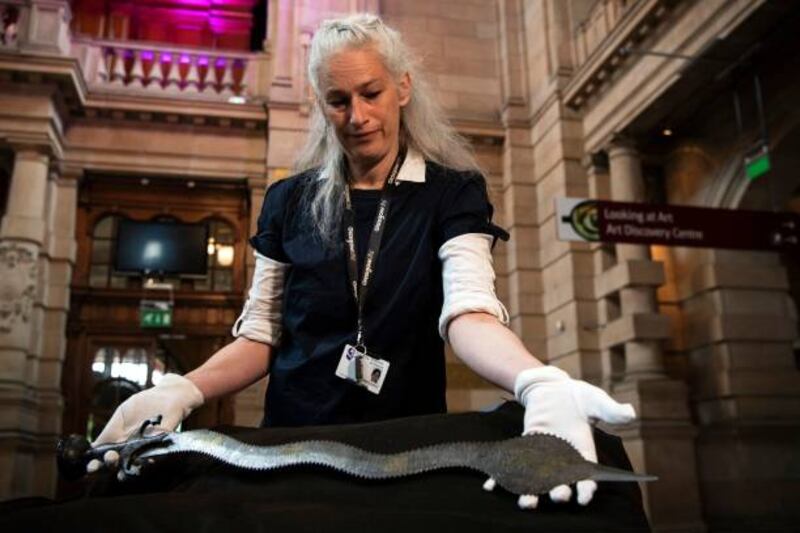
[
  {"xmin": 661, "ymin": 138, "xmax": 800, "ymax": 530},
  {"xmin": 383, "ymin": 0, "xmax": 501, "ymax": 123},
  {"xmin": 498, "ymin": 1, "xmax": 710, "ymax": 530}
]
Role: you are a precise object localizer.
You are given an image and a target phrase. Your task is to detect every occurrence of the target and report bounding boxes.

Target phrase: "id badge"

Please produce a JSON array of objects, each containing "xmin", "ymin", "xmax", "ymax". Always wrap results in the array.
[{"xmin": 335, "ymin": 344, "xmax": 390, "ymax": 395}]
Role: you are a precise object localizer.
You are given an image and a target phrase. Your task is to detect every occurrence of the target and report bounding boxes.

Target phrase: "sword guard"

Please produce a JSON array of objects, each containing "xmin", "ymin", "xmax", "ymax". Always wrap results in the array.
[{"xmin": 138, "ymin": 415, "xmax": 163, "ymax": 437}]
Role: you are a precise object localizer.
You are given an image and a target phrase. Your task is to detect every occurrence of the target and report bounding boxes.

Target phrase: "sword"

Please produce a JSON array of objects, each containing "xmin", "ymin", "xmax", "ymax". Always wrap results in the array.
[{"xmin": 57, "ymin": 416, "xmax": 656, "ymax": 499}]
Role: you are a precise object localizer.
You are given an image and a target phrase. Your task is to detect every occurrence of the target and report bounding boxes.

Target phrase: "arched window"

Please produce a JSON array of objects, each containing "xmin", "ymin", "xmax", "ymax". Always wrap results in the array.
[
  {"xmin": 87, "ymin": 345, "xmax": 176, "ymax": 441},
  {"xmin": 195, "ymin": 219, "xmax": 235, "ymax": 292},
  {"xmin": 89, "ymin": 215, "xmax": 129, "ymax": 288}
]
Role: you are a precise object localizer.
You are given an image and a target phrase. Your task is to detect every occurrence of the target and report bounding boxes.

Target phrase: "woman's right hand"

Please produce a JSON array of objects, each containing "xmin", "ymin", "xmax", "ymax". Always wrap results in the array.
[{"xmin": 87, "ymin": 373, "xmax": 205, "ymax": 473}]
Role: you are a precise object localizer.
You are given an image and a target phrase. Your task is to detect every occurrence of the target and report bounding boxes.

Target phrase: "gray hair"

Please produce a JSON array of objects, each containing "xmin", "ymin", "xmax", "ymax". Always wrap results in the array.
[{"xmin": 294, "ymin": 13, "xmax": 482, "ymax": 246}]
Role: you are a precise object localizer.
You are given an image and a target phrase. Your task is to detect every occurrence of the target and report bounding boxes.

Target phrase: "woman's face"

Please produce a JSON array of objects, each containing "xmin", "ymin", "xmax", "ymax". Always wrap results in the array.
[{"xmin": 320, "ymin": 47, "xmax": 410, "ymax": 169}]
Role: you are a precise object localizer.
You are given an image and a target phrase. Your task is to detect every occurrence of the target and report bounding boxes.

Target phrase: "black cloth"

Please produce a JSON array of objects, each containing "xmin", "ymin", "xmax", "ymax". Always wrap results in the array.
[
  {"xmin": 0, "ymin": 403, "xmax": 651, "ymax": 532},
  {"xmin": 248, "ymin": 161, "xmax": 508, "ymax": 427}
]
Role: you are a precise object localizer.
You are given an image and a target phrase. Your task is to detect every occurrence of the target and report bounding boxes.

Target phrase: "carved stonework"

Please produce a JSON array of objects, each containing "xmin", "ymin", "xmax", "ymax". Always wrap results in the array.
[{"xmin": 0, "ymin": 241, "xmax": 38, "ymax": 333}]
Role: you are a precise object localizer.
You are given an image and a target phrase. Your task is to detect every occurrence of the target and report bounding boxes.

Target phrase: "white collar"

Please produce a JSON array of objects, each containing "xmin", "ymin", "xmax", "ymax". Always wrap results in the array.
[{"xmin": 395, "ymin": 147, "xmax": 426, "ymax": 183}]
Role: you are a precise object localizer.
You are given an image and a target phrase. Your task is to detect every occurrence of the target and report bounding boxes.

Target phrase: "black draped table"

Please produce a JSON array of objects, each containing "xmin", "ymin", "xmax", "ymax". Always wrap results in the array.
[{"xmin": 0, "ymin": 402, "xmax": 650, "ymax": 532}]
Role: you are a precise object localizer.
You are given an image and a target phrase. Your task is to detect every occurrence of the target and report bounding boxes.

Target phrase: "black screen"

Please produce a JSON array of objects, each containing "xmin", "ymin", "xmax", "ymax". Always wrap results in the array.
[{"xmin": 114, "ymin": 219, "xmax": 208, "ymax": 276}]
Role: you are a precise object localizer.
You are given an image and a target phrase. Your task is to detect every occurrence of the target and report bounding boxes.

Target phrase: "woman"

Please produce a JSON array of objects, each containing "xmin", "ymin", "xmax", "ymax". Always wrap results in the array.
[{"xmin": 90, "ymin": 14, "xmax": 635, "ymax": 510}]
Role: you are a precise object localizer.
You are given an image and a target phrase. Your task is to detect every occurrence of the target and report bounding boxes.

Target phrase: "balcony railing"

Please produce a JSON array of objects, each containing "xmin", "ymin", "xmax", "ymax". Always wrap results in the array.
[
  {"xmin": 72, "ymin": 38, "xmax": 267, "ymax": 100},
  {"xmin": 1, "ymin": 1, "xmax": 270, "ymax": 102}
]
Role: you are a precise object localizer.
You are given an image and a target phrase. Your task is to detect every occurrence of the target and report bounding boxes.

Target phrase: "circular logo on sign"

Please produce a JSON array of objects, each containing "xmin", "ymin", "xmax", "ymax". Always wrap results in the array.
[{"xmin": 567, "ymin": 201, "xmax": 600, "ymax": 241}]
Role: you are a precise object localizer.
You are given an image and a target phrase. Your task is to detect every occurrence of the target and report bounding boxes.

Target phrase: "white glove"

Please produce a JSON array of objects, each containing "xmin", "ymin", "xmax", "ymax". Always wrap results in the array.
[
  {"xmin": 86, "ymin": 373, "xmax": 204, "ymax": 473},
  {"xmin": 482, "ymin": 366, "xmax": 635, "ymax": 509}
]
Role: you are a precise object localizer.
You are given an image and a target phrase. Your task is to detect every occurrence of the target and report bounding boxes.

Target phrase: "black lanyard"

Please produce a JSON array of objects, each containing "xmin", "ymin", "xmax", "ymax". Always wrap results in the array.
[{"xmin": 343, "ymin": 146, "xmax": 407, "ymax": 351}]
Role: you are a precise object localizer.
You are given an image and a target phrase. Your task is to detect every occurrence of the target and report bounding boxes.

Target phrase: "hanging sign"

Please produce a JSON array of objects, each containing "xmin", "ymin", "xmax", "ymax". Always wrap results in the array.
[
  {"xmin": 556, "ymin": 197, "xmax": 800, "ymax": 251},
  {"xmin": 140, "ymin": 300, "xmax": 173, "ymax": 328},
  {"xmin": 744, "ymin": 143, "xmax": 771, "ymax": 181}
]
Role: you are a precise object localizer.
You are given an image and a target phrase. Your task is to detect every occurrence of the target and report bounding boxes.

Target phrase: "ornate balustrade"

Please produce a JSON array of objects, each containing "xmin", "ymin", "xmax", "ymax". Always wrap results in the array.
[
  {"xmin": 0, "ymin": 0, "xmax": 270, "ymax": 102},
  {"xmin": 73, "ymin": 38, "xmax": 269, "ymax": 100}
]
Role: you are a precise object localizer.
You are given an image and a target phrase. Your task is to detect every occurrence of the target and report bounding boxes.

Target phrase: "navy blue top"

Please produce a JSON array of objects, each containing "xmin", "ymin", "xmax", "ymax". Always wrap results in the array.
[{"xmin": 249, "ymin": 160, "xmax": 508, "ymax": 427}]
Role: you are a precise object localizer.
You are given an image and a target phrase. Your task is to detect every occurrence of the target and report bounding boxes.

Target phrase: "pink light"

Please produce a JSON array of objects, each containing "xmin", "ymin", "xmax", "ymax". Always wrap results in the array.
[
  {"xmin": 179, "ymin": 54, "xmax": 191, "ymax": 65},
  {"xmin": 156, "ymin": 9, "xmax": 209, "ymax": 23},
  {"xmin": 171, "ymin": 0, "xmax": 213, "ymax": 7},
  {"xmin": 141, "ymin": 50, "xmax": 154, "ymax": 61},
  {"xmin": 198, "ymin": 56, "xmax": 209, "ymax": 66},
  {"xmin": 209, "ymin": 12, "xmax": 251, "ymax": 32},
  {"xmin": 161, "ymin": 52, "xmax": 173, "ymax": 63},
  {"xmin": 215, "ymin": 57, "xmax": 226, "ymax": 68},
  {"xmin": 96, "ymin": 1, "xmax": 260, "ymax": 52},
  {"xmin": 209, "ymin": 20, "xmax": 250, "ymax": 32}
]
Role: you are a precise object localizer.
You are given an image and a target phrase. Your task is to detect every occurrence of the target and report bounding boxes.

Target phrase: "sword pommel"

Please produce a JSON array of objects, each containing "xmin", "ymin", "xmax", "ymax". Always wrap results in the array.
[{"xmin": 56, "ymin": 434, "xmax": 93, "ymax": 481}]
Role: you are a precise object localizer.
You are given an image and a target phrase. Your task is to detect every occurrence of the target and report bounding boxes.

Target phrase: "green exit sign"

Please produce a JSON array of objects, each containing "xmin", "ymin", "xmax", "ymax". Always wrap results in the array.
[
  {"xmin": 745, "ymin": 144, "xmax": 771, "ymax": 181},
  {"xmin": 140, "ymin": 300, "xmax": 172, "ymax": 328}
]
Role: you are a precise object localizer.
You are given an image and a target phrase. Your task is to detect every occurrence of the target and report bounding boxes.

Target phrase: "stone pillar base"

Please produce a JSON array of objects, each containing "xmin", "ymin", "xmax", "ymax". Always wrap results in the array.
[
  {"xmin": 698, "ymin": 425, "xmax": 800, "ymax": 532},
  {"xmin": 611, "ymin": 378, "xmax": 706, "ymax": 533},
  {"xmin": 0, "ymin": 440, "xmax": 34, "ymax": 500}
]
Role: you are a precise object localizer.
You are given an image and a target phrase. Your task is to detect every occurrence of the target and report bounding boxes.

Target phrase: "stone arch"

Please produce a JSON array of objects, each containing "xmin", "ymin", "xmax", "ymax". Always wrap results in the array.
[
  {"xmin": 89, "ymin": 213, "xmax": 126, "ymax": 288},
  {"xmin": 706, "ymin": 111, "xmax": 800, "ymax": 210}
]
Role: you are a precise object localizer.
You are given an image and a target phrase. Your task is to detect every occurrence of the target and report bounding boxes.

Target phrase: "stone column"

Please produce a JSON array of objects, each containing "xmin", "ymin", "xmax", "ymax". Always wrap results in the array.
[
  {"xmin": 31, "ymin": 163, "xmax": 80, "ymax": 496},
  {"xmin": 501, "ymin": 129, "xmax": 545, "ymax": 361},
  {"xmin": 0, "ymin": 146, "xmax": 50, "ymax": 501},
  {"xmin": 599, "ymin": 139, "xmax": 705, "ymax": 532},
  {"xmin": 607, "ymin": 141, "xmax": 666, "ymax": 380},
  {"xmin": 586, "ymin": 153, "xmax": 618, "ymax": 388},
  {"xmin": 267, "ymin": 0, "xmax": 297, "ymax": 100}
]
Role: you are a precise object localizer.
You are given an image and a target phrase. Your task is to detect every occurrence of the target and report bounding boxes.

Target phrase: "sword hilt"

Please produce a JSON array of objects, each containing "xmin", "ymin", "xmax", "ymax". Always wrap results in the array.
[{"xmin": 56, "ymin": 415, "xmax": 167, "ymax": 481}]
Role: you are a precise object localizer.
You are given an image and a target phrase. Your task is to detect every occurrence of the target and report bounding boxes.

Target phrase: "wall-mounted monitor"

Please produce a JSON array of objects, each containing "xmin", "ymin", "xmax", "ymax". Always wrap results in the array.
[{"xmin": 114, "ymin": 219, "xmax": 208, "ymax": 277}]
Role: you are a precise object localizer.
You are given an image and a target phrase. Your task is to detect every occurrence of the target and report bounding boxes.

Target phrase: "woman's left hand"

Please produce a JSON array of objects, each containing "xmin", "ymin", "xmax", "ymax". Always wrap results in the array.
[{"xmin": 482, "ymin": 366, "xmax": 636, "ymax": 509}]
